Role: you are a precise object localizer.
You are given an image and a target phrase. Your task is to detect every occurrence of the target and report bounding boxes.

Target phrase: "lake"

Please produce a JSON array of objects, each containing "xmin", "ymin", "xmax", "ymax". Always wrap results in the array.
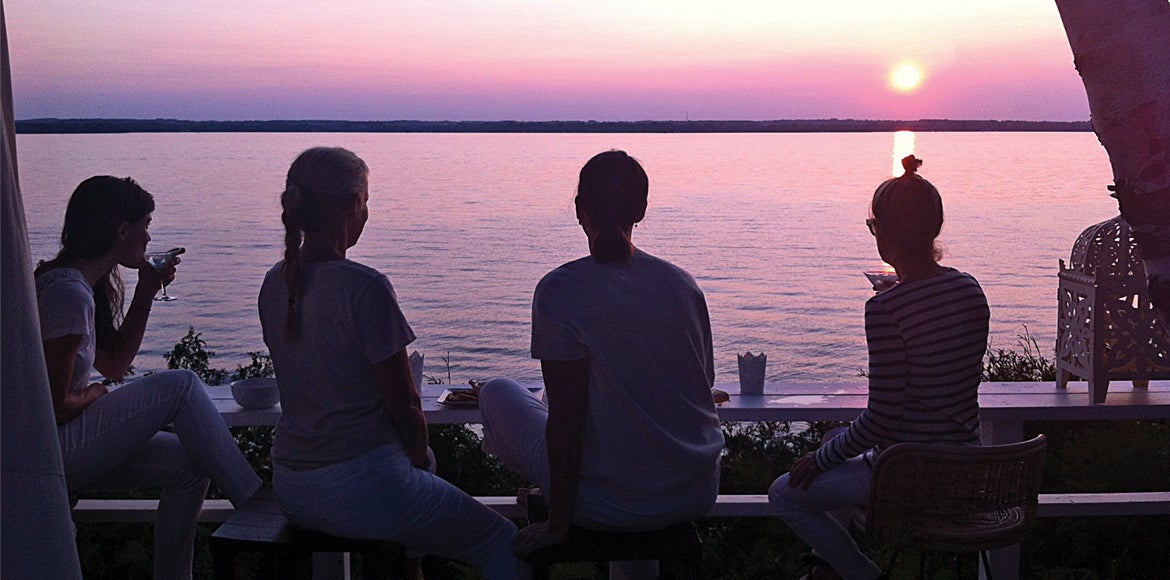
[{"xmin": 17, "ymin": 131, "xmax": 1117, "ymax": 384}]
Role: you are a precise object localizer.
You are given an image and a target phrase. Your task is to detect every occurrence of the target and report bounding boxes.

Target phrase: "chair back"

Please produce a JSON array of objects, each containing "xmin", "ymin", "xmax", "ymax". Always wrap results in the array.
[{"xmin": 859, "ymin": 434, "xmax": 1047, "ymax": 549}]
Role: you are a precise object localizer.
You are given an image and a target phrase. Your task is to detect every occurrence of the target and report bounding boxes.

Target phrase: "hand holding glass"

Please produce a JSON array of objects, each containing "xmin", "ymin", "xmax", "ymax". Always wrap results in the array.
[
  {"xmin": 863, "ymin": 270, "xmax": 898, "ymax": 293},
  {"xmin": 145, "ymin": 247, "xmax": 185, "ymax": 302}
]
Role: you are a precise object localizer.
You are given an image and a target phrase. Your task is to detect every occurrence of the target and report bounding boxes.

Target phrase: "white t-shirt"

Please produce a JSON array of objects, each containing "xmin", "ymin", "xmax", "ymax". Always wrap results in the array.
[
  {"xmin": 259, "ymin": 260, "xmax": 416, "ymax": 470},
  {"xmin": 36, "ymin": 267, "xmax": 96, "ymax": 394},
  {"xmin": 532, "ymin": 250, "xmax": 724, "ymax": 523}
]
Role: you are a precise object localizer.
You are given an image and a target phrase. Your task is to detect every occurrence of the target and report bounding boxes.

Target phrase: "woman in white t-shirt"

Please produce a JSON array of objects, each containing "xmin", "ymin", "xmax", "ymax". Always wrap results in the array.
[
  {"xmin": 258, "ymin": 147, "xmax": 524, "ymax": 580},
  {"xmin": 35, "ymin": 176, "xmax": 262, "ymax": 580},
  {"xmin": 479, "ymin": 150, "xmax": 725, "ymax": 578}
]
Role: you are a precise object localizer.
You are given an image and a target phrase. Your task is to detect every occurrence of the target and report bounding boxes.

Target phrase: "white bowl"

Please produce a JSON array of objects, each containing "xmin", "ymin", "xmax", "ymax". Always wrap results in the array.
[{"xmin": 230, "ymin": 378, "xmax": 279, "ymax": 410}]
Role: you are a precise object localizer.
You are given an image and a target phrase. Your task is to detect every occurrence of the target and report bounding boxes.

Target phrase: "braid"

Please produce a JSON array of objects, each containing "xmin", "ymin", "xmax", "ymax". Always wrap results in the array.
[
  {"xmin": 281, "ymin": 185, "xmax": 304, "ymax": 342},
  {"xmin": 277, "ymin": 147, "xmax": 369, "ymax": 341}
]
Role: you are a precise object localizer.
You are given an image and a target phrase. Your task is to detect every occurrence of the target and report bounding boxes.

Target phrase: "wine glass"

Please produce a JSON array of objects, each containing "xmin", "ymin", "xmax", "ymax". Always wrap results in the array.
[
  {"xmin": 863, "ymin": 270, "xmax": 898, "ymax": 293},
  {"xmin": 144, "ymin": 247, "xmax": 185, "ymax": 302}
]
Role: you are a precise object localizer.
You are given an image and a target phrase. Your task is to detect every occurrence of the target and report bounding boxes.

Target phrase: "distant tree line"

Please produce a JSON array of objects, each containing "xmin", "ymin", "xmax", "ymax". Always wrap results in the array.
[{"xmin": 15, "ymin": 117, "xmax": 1092, "ymax": 134}]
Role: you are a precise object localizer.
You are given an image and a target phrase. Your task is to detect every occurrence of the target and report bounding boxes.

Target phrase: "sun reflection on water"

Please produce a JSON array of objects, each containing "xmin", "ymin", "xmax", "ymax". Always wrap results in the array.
[{"xmin": 892, "ymin": 130, "xmax": 915, "ymax": 177}]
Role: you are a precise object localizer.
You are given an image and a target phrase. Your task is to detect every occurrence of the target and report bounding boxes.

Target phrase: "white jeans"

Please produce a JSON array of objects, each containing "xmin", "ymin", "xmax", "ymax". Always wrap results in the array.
[
  {"xmin": 480, "ymin": 377, "xmax": 679, "ymax": 580},
  {"xmin": 58, "ymin": 369, "xmax": 262, "ymax": 580},
  {"xmin": 768, "ymin": 454, "xmax": 882, "ymax": 580},
  {"xmin": 273, "ymin": 442, "xmax": 527, "ymax": 580}
]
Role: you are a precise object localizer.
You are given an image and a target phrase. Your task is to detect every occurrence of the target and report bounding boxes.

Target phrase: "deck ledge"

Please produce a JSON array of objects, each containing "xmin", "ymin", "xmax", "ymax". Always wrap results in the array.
[{"xmin": 73, "ymin": 492, "xmax": 1170, "ymax": 524}]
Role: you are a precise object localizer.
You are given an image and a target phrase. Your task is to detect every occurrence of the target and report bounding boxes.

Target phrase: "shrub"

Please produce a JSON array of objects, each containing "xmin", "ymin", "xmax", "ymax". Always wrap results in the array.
[
  {"xmin": 983, "ymin": 327, "xmax": 1057, "ymax": 382},
  {"xmin": 163, "ymin": 326, "xmax": 229, "ymax": 386}
]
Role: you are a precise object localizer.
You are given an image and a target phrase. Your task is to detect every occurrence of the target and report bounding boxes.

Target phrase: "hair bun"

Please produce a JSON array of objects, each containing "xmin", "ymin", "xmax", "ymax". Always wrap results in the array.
[{"xmin": 901, "ymin": 155, "xmax": 923, "ymax": 176}]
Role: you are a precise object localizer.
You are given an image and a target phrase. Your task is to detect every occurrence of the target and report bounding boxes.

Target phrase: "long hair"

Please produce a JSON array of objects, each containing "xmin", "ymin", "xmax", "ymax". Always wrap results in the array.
[
  {"xmin": 280, "ymin": 147, "xmax": 369, "ymax": 341},
  {"xmin": 35, "ymin": 176, "xmax": 155, "ymax": 350},
  {"xmin": 870, "ymin": 155, "xmax": 944, "ymax": 263},
  {"xmin": 575, "ymin": 150, "xmax": 648, "ymax": 264}
]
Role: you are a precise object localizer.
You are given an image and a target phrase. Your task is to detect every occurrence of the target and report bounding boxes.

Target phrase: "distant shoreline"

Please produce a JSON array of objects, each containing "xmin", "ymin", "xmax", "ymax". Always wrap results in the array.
[{"xmin": 14, "ymin": 118, "xmax": 1092, "ymax": 135}]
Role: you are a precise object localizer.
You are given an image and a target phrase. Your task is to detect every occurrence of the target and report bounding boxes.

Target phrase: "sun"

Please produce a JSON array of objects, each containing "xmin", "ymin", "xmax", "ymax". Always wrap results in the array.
[{"xmin": 889, "ymin": 63, "xmax": 924, "ymax": 92}]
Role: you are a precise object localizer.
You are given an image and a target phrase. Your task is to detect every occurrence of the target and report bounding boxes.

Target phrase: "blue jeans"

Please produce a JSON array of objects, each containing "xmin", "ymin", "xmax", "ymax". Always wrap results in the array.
[
  {"xmin": 768, "ymin": 454, "xmax": 882, "ymax": 580},
  {"xmin": 273, "ymin": 442, "xmax": 527, "ymax": 580},
  {"xmin": 58, "ymin": 369, "xmax": 262, "ymax": 580}
]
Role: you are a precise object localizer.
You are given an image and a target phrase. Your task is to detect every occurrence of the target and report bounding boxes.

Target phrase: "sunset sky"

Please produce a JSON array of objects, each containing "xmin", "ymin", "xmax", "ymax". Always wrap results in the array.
[{"xmin": 7, "ymin": 1, "xmax": 1090, "ymax": 122}]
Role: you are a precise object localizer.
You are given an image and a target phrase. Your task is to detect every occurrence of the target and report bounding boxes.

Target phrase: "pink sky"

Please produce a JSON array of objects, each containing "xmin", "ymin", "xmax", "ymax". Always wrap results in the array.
[{"xmin": 7, "ymin": 1, "xmax": 1090, "ymax": 121}]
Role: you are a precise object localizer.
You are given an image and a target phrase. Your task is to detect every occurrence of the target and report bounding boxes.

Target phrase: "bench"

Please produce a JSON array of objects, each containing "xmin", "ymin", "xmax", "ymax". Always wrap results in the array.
[
  {"xmin": 71, "ymin": 492, "xmax": 1170, "ymax": 524},
  {"xmin": 69, "ymin": 492, "xmax": 1169, "ymax": 580},
  {"xmin": 695, "ymin": 493, "xmax": 1170, "ymax": 518},
  {"xmin": 209, "ymin": 488, "xmax": 412, "ymax": 580}
]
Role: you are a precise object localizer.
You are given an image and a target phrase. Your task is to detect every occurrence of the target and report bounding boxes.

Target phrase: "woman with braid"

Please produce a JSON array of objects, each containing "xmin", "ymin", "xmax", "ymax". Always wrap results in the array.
[
  {"xmin": 768, "ymin": 156, "xmax": 991, "ymax": 580},
  {"xmin": 478, "ymin": 150, "xmax": 724, "ymax": 579},
  {"xmin": 258, "ymin": 147, "xmax": 525, "ymax": 579}
]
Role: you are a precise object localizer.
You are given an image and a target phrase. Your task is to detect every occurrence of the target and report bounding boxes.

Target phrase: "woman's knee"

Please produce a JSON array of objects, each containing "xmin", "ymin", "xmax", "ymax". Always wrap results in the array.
[
  {"xmin": 171, "ymin": 369, "xmax": 204, "ymax": 390},
  {"xmin": 144, "ymin": 368, "xmax": 202, "ymax": 395},
  {"xmin": 478, "ymin": 377, "xmax": 524, "ymax": 413},
  {"xmin": 160, "ymin": 369, "xmax": 212, "ymax": 402},
  {"xmin": 768, "ymin": 473, "xmax": 797, "ymax": 512},
  {"xmin": 479, "ymin": 377, "xmax": 522, "ymax": 399}
]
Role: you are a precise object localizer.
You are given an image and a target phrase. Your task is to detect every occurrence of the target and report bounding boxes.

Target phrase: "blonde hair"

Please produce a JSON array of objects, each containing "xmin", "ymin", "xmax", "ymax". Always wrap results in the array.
[{"xmin": 280, "ymin": 147, "xmax": 369, "ymax": 341}]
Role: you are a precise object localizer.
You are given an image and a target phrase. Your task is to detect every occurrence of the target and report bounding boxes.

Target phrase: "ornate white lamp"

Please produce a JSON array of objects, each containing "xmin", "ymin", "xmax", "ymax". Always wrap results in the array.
[{"xmin": 1056, "ymin": 216, "xmax": 1170, "ymax": 403}]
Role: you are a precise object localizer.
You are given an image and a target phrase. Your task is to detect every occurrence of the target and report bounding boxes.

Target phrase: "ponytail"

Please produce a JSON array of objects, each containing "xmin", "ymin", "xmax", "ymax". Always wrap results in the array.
[
  {"xmin": 576, "ymin": 150, "xmax": 648, "ymax": 265},
  {"xmin": 280, "ymin": 184, "xmax": 305, "ymax": 342},
  {"xmin": 590, "ymin": 223, "xmax": 634, "ymax": 265}
]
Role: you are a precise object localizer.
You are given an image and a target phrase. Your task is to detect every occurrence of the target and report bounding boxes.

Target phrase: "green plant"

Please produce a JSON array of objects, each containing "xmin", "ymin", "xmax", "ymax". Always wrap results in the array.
[
  {"xmin": 983, "ymin": 327, "xmax": 1057, "ymax": 382},
  {"xmin": 164, "ymin": 326, "xmax": 230, "ymax": 386},
  {"xmin": 233, "ymin": 351, "xmax": 275, "ymax": 381}
]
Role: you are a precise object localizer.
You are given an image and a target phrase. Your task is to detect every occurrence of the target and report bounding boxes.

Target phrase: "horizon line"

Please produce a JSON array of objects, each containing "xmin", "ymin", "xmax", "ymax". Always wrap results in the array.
[
  {"xmin": 17, "ymin": 116, "xmax": 1091, "ymax": 124},
  {"xmin": 15, "ymin": 118, "xmax": 1093, "ymax": 135}
]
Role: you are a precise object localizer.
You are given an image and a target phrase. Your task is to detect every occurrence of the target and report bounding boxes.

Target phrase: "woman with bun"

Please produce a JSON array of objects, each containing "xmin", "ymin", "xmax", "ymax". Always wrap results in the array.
[
  {"xmin": 768, "ymin": 156, "xmax": 991, "ymax": 580},
  {"xmin": 35, "ymin": 175, "xmax": 262, "ymax": 580},
  {"xmin": 259, "ymin": 147, "xmax": 524, "ymax": 579},
  {"xmin": 479, "ymin": 150, "xmax": 724, "ymax": 578}
]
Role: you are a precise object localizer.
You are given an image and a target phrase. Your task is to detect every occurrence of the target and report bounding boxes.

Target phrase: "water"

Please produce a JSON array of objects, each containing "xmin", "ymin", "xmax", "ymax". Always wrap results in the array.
[{"xmin": 17, "ymin": 131, "xmax": 1116, "ymax": 383}]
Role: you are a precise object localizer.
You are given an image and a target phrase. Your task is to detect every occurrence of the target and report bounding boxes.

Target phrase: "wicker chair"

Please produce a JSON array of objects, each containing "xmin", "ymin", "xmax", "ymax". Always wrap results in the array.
[{"xmin": 851, "ymin": 435, "xmax": 1047, "ymax": 579}]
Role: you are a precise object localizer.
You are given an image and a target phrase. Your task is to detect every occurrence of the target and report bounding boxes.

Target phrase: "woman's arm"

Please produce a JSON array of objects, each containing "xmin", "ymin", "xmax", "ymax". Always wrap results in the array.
[
  {"xmin": 374, "ymin": 348, "xmax": 430, "ymax": 469},
  {"xmin": 93, "ymin": 263, "xmax": 169, "ymax": 381},
  {"xmin": 515, "ymin": 357, "xmax": 589, "ymax": 557},
  {"xmin": 541, "ymin": 358, "xmax": 590, "ymax": 528},
  {"xmin": 43, "ymin": 334, "xmax": 108, "ymax": 424},
  {"xmin": 814, "ymin": 299, "xmax": 908, "ymax": 472}
]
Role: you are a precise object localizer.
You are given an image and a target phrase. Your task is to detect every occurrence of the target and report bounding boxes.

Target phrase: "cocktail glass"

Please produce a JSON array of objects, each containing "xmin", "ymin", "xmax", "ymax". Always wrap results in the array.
[{"xmin": 145, "ymin": 247, "xmax": 185, "ymax": 302}]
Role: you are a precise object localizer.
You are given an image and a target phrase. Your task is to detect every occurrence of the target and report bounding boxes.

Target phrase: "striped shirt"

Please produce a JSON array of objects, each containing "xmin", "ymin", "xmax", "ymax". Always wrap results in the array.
[{"xmin": 816, "ymin": 268, "xmax": 990, "ymax": 471}]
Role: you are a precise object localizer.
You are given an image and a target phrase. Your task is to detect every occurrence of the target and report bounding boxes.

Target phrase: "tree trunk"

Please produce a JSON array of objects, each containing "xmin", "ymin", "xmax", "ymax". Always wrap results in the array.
[{"xmin": 1055, "ymin": 0, "xmax": 1170, "ymax": 320}]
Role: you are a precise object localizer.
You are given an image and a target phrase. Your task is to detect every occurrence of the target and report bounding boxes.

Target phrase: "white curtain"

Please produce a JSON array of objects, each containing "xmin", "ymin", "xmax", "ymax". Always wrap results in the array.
[{"xmin": 0, "ymin": 2, "xmax": 83, "ymax": 576}]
